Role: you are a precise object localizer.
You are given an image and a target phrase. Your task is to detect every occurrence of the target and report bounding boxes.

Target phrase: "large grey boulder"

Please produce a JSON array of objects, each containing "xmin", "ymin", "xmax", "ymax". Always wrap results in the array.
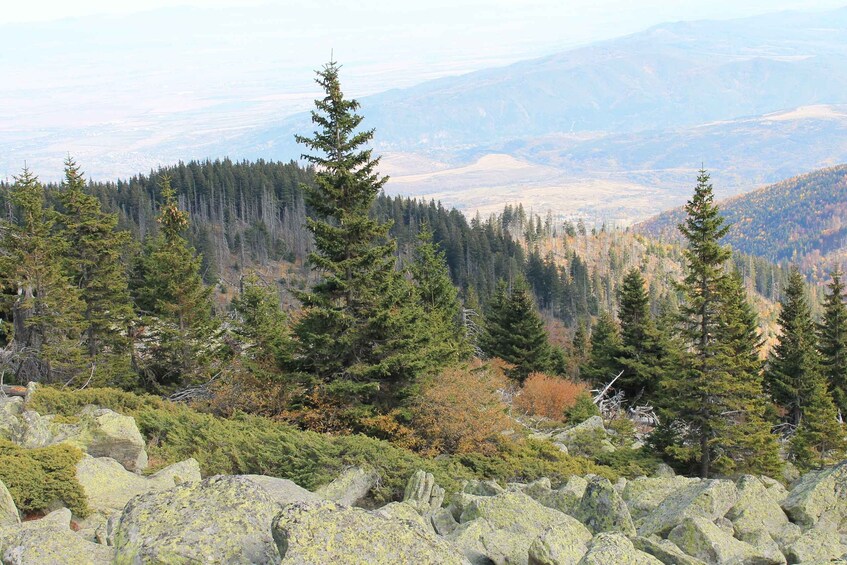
[
  {"xmin": 528, "ymin": 523, "xmax": 593, "ymax": 565},
  {"xmin": 782, "ymin": 460, "xmax": 847, "ymax": 528},
  {"xmin": 577, "ymin": 532, "xmax": 663, "ymax": 565},
  {"xmin": 668, "ymin": 517, "xmax": 784, "ymax": 565},
  {"xmin": 462, "ymin": 479, "xmax": 505, "ymax": 496},
  {"xmin": 727, "ymin": 475, "xmax": 790, "ymax": 538},
  {"xmin": 0, "ymin": 480, "xmax": 19, "ymax": 527},
  {"xmin": 0, "ymin": 508, "xmax": 114, "ymax": 565},
  {"xmin": 112, "ymin": 475, "xmax": 284, "ymax": 564},
  {"xmin": 315, "ymin": 466, "xmax": 378, "ymax": 507},
  {"xmin": 0, "ymin": 397, "xmax": 24, "ymax": 442},
  {"xmin": 637, "ymin": 479, "xmax": 739, "ymax": 537},
  {"xmin": 272, "ymin": 500, "xmax": 469, "ymax": 564},
  {"xmin": 242, "ymin": 474, "xmax": 320, "ymax": 506},
  {"xmin": 521, "ymin": 476, "xmax": 588, "ymax": 517},
  {"xmin": 632, "ymin": 536, "xmax": 708, "ymax": 565},
  {"xmin": 373, "ymin": 501, "xmax": 433, "ymax": 532},
  {"xmin": 783, "ymin": 528, "xmax": 847, "ymax": 563},
  {"xmin": 575, "ymin": 475, "xmax": 636, "ymax": 536},
  {"xmin": 403, "ymin": 470, "xmax": 446, "ymax": 515},
  {"xmin": 67, "ymin": 407, "xmax": 148, "ymax": 472},
  {"xmin": 623, "ymin": 476, "xmax": 700, "ymax": 520}
]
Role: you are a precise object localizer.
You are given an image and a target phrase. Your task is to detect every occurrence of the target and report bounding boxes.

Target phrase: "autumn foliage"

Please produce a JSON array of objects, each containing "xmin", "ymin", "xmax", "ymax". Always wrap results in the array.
[{"xmin": 514, "ymin": 372, "xmax": 589, "ymax": 421}]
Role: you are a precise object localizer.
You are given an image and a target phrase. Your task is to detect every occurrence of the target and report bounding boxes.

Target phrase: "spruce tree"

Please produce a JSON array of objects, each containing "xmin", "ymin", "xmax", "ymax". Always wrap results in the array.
[
  {"xmin": 818, "ymin": 267, "xmax": 847, "ymax": 417},
  {"xmin": 0, "ymin": 168, "xmax": 85, "ymax": 383},
  {"xmin": 57, "ymin": 157, "xmax": 134, "ymax": 383},
  {"xmin": 766, "ymin": 268, "xmax": 820, "ymax": 427},
  {"xmin": 293, "ymin": 61, "xmax": 429, "ymax": 405},
  {"xmin": 130, "ymin": 177, "xmax": 217, "ymax": 391},
  {"xmin": 791, "ymin": 377, "xmax": 847, "ymax": 470},
  {"xmin": 580, "ymin": 310, "xmax": 622, "ymax": 386}
]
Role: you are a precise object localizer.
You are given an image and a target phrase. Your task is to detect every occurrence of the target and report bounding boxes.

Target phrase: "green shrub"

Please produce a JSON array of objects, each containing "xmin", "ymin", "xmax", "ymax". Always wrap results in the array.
[
  {"xmin": 0, "ymin": 440, "xmax": 89, "ymax": 517},
  {"xmin": 564, "ymin": 392, "xmax": 600, "ymax": 424}
]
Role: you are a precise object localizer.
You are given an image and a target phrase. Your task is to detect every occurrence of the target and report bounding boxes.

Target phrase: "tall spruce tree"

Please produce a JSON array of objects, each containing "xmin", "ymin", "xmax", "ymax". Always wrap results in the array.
[
  {"xmin": 766, "ymin": 268, "xmax": 821, "ymax": 427},
  {"xmin": 580, "ymin": 310, "xmax": 622, "ymax": 386},
  {"xmin": 0, "ymin": 168, "xmax": 85, "ymax": 383},
  {"xmin": 57, "ymin": 158, "xmax": 135, "ymax": 383},
  {"xmin": 818, "ymin": 267, "xmax": 847, "ymax": 417},
  {"xmin": 790, "ymin": 376, "xmax": 846, "ymax": 470},
  {"xmin": 130, "ymin": 177, "xmax": 217, "ymax": 391},
  {"xmin": 293, "ymin": 61, "xmax": 429, "ymax": 405}
]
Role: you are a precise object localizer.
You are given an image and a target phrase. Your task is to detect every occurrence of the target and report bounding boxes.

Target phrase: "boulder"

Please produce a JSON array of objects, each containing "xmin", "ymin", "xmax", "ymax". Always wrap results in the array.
[
  {"xmin": 0, "ymin": 508, "xmax": 114, "ymax": 565},
  {"xmin": 784, "ymin": 528, "xmax": 847, "ymax": 564},
  {"xmin": 18, "ymin": 411, "xmax": 54, "ymax": 449},
  {"xmin": 632, "ymin": 536, "xmax": 708, "ymax": 565},
  {"xmin": 727, "ymin": 476, "xmax": 790, "ymax": 539},
  {"xmin": 112, "ymin": 475, "xmax": 283, "ymax": 564},
  {"xmin": 315, "ymin": 466, "xmax": 378, "ymax": 507},
  {"xmin": 66, "ymin": 407, "xmax": 148, "ymax": 472},
  {"xmin": 637, "ymin": 479, "xmax": 739, "ymax": 537},
  {"xmin": 432, "ymin": 506, "xmax": 460, "ymax": 536},
  {"xmin": 462, "ymin": 479, "xmax": 505, "ymax": 496},
  {"xmin": 575, "ymin": 475, "xmax": 636, "ymax": 536},
  {"xmin": 373, "ymin": 501, "xmax": 432, "ymax": 532},
  {"xmin": 0, "ymin": 480, "xmax": 19, "ymax": 527},
  {"xmin": 623, "ymin": 476, "xmax": 700, "ymax": 520},
  {"xmin": 552, "ymin": 417, "xmax": 611, "ymax": 456},
  {"xmin": 0, "ymin": 397, "xmax": 24, "ymax": 441},
  {"xmin": 668, "ymin": 517, "xmax": 783, "ymax": 565},
  {"xmin": 655, "ymin": 464, "xmax": 677, "ymax": 478},
  {"xmin": 272, "ymin": 499, "xmax": 469, "ymax": 564},
  {"xmin": 758, "ymin": 476, "xmax": 789, "ymax": 505},
  {"xmin": 242, "ymin": 474, "xmax": 320, "ymax": 506},
  {"xmin": 577, "ymin": 532, "xmax": 663, "ymax": 565},
  {"xmin": 528, "ymin": 523, "xmax": 593, "ymax": 565},
  {"xmin": 448, "ymin": 517, "xmax": 508, "ymax": 564},
  {"xmin": 735, "ymin": 530, "xmax": 786, "ymax": 565},
  {"xmin": 782, "ymin": 460, "xmax": 847, "ymax": 528},
  {"xmin": 448, "ymin": 492, "xmax": 484, "ymax": 522},
  {"xmin": 403, "ymin": 470, "xmax": 446, "ymax": 515}
]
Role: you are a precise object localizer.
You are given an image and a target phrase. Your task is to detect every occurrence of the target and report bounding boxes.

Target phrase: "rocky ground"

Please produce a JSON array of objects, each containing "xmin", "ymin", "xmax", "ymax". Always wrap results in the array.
[{"xmin": 0, "ymin": 389, "xmax": 845, "ymax": 564}]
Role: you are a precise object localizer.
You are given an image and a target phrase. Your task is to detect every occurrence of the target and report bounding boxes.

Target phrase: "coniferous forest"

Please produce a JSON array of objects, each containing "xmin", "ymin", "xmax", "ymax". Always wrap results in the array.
[{"xmin": 2, "ymin": 60, "xmax": 846, "ymax": 496}]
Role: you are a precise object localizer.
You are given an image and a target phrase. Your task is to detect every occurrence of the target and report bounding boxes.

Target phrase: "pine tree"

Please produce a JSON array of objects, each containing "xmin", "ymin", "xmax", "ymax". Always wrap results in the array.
[
  {"xmin": 130, "ymin": 176, "xmax": 217, "ymax": 391},
  {"xmin": 766, "ymin": 267, "xmax": 820, "ymax": 427},
  {"xmin": 480, "ymin": 278, "xmax": 554, "ymax": 382},
  {"xmin": 57, "ymin": 157, "xmax": 135, "ymax": 384},
  {"xmin": 790, "ymin": 377, "xmax": 847, "ymax": 470},
  {"xmin": 818, "ymin": 267, "xmax": 847, "ymax": 417},
  {"xmin": 293, "ymin": 61, "xmax": 429, "ymax": 405},
  {"xmin": 231, "ymin": 272, "xmax": 292, "ymax": 380},
  {"xmin": 0, "ymin": 168, "xmax": 85, "ymax": 383},
  {"xmin": 580, "ymin": 310, "xmax": 621, "ymax": 386}
]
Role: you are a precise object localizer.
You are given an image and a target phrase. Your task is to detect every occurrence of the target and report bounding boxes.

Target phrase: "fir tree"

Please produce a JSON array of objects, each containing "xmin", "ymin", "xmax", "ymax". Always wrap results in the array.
[
  {"xmin": 57, "ymin": 157, "xmax": 134, "ymax": 383},
  {"xmin": 791, "ymin": 377, "xmax": 847, "ymax": 470},
  {"xmin": 580, "ymin": 310, "xmax": 621, "ymax": 386},
  {"xmin": 231, "ymin": 272, "xmax": 292, "ymax": 380},
  {"xmin": 766, "ymin": 267, "xmax": 820, "ymax": 427},
  {"xmin": 0, "ymin": 168, "xmax": 85, "ymax": 383},
  {"xmin": 130, "ymin": 176, "xmax": 217, "ymax": 391},
  {"xmin": 818, "ymin": 267, "xmax": 847, "ymax": 417}
]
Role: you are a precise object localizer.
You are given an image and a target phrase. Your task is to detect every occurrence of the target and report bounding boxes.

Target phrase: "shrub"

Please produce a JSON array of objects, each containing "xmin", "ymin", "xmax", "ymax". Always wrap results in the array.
[
  {"xmin": 514, "ymin": 373, "xmax": 589, "ymax": 421},
  {"xmin": 564, "ymin": 392, "xmax": 600, "ymax": 424},
  {"xmin": 0, "ymin": 440, "xmax": 89, "ymax": 517}
]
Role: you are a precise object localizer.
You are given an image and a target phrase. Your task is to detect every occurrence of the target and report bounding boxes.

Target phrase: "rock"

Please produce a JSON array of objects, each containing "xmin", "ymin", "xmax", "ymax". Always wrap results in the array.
[
  {"xmin": 735, "ymin": 530, "xmax": 786, "ymax": 565},
  {"xmin": 637, "ymin": 479, "xmax": 739, "ymax": 537},
  {"xmin": 0, "ymin": 397, "xmax": 24, "ymax": 441},
  {"xmin": 243, "ymin": 474, "xmax": 320, "ymax": 506},
  {"xmin": 528, "ymin": 523, "xmax": 593, "ymax": 565},
  {"xmin": 94, "ymin": 512, "xmax": 120, "ymax": 546},
  {"xmin": 112, "ymin": 475, "xmax": 283, "ymax": 564},
  {"xmin": 462, "ymin": 479, "xmax": 505, "ymax": 496},
  {"xmin": 782, "ymin": 460, "xmax": 847, "ymax": 528},
  {"xmin": 578, "ymin": 532, "xmax": 663, "ymax": 565},
  {"xmin": 632, "ymin": 536, "xmax": 708, "ymax": 565},
  {"xmin": 772, "ymin": 523, "xmax": 802, "ymax": 553},
  {"xmin": 576, "ymin": 475, "xmax": 636, "ymax": 536},
  {"xmin": 668, "ymin": 517, "xmax": 783, "ymax": 565},
  {"xmin": 147, "ymin": 457, "xmax": 201, "ymax": 486},
  {"xmin": 315, "ymin": 466, "xmax": 378, "ymax": 507},
  {"xmin": 715, "ymin": 517, "xmax": 735, "ymax": 536},
  {"xmin": 448, "ymin": 492, "xmax": 484, "ymax": 522},
  {"xmin": 758, "ymin": 476, "xmax": 789, "ymax": 505},
  {"xmin": 727, "ymin": 475, "xmax": 790, "ymax": 538},
  {"xmin": 655, "ymin": 464, "xmax": 677, "ymax": 478},
  {"xmin": 784, "ymin": 528, "xmax": 847, "ymax": 564},
  {"xmin": 24, "ymin": 382, "xmax": 37, "ymax": 402},
  {"xmin": 432, "ymin": 507, "xmax": 460, "ymax": 536},
  {"xmin": 18, "ymin": 411, "xmax": 54, "ymax": 448},
  {"xmin": 623, "ymin": 477, "xmax": 700, "ymax": 520},
  {"xmin": 0, "ymin": 508, "xmax": 114, "ymax": 565},
  {"xmin": 0, "ymin": 480, "xmax": 19, "ymax": 527},
  {"xmin": 552, "ymin": 416, "xmax": 608, "ymax": 456},
  {"xmin": 272, "ymin": 499, "xmax": 469, "ymax": 564},
  {"xmin": 67, "ymin": 407, "xmax": 148, "ymax": 472},
  {"xmin": 373, "ymin": 501, "xmax": 432, "ymax": 532},
  {"xmin": 526, "ymin": 476, "xmax": 589, "ymax": 517},
  {"xmin": 403, "ymin": 470, "xmax": 446, "ymax": 515}
]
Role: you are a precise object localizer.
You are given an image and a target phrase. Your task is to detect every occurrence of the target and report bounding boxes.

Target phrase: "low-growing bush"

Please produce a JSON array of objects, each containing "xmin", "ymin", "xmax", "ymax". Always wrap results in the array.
[
  {"xmin": 563, "ymin": 392, "xmax": 600, "ymax": 424},
  {"xmin": 0, "ymin": 440, "xmax": 89, "ymax": 518},
  {"xmin": 514, "ymin": 373, "xmax": 589, "ymax": 421}
]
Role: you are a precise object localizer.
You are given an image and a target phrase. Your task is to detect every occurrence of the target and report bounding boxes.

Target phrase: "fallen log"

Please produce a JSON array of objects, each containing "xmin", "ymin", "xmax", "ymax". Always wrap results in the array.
[{"xmin": 0, "ymin": 385, "xmax": 27, "ymax": 397}]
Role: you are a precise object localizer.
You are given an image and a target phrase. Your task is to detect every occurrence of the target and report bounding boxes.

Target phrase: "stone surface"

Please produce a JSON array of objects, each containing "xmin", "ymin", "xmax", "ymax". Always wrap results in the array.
[
  {"xmin": 728, "ymin": 475, "xmax": 790, "ymax": 538},
  {"xmin": 373, "ymin": 501, "xmax": 432, "ymax": 532},
  {"xmin": 576, "ymin": 475, "xmax": 636, "ymax": 536},
  {"xmin": 432, "ymin": 507, "xmax": 460, "ymax": 536},
  {"xmin": 0, "ymin": 480, "xmax": 19, "ymax": 527},
  {"xmin": 315, "ymin": 466, "xmax": 378, "ymax": 507},
  {"xmin": 735, "ymin": 530, "xmax": 786, "ymax": 565},
  {"xmin": 632, "ymin": 536, "xmax": 708, "ymax": 565},
  {"xmin": 403, "ymin": 470, "xmax": 446, "ymax": 515},
  {"xmin": 243, "ymin": 474, "xmax": 320, "ymax": 506},
  {"xmin": 273, "ymin": 499, "xmax": 469, "ymax": 564},
  {"xmin": 784, "ymin": 528, "xmax": 847, "ymax": 564},
  {"xmin": 668, "ymin": 517, "xmax": 783, "ymax": 565},
  {"xmin": 0, "ymin": 397, "xmax": 24, "ymax": 442},
  {"xmin": 782, "ymin": 460, "xmax": 847, "ymax": 528},
  {"xmin": 623, "ymin": 476, "xmax": 700, "ymax": 521},
  {"xmin": 69, "ymin": 407, "xmax": 148, "ymax": 472},
  {"xmin": 0, "ymin": 508, "xmax": 114, "ymax": 565},
  {"xmin": 637, "ymin": 479, "xmax": 739, "ymax": 537},
  {"xmin": 758, "ymin": 476, "xmax": 789, "ymax": 505},
  {"xmin": 577, "ymin": 532, "xmax": 663, "ymax": 565},
  {"xmin": 552, "ymin": 416, "xmax": 608, "ymax": 456},
  {"xmin": 112, "ymin": 475, "xmax": 283, "ymax": 564},
  {"xmin": 528, "ymin": 523, "xmax": 593, "ymax": 565},
  {"xmin": 462, "ymin": 479, "xmax": 505, "ymax": 496}
]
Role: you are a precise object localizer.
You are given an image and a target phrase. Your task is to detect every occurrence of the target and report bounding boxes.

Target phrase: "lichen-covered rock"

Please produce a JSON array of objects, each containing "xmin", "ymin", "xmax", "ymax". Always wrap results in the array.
[
  {"xmin": 655, "ymin": 464, "xmax": 677, "ymax": 478},
  {"xmin": 0, "ymin": 397, "xmax": 24, "ymax": 442},
  {"xmin": 727, "ymin": 476, "xmax": 789, "ymax": 538},
  {"xmin": 448, "ymin": 492, "xmax": 484, "ymax": 522},
  {"xmin": 637, "ymin": 479, "xmax": 738, "ymax": 537},
  {"xmin": 243, "ymin": 474, "xmax": 320, "ymax": 506},
  {"xmin": 782, "ymin": 460, "xmax": 847, "ymax": 528},
  {"xmin": 552, "ymin": 416, "xmax": 609, "ymax": 456},
  {"xmin": 18, "ymin": 411, "xmax": 55, "ymax": 449},
  {"xmin": 147, "ymin": 458, "xmax": 201, "ymax": 486},
  {"xmin": 0, "ymin": 480, "xmax": 19, "ymax": 527},
  {"xmin": 735, "ymin": 530, "xmax": 786, "ymax": 565},
  {"xmin": 432, "ymin": 507, "xmax": 460, "ymax": 536},
  {"xmin": 462, "ymin": 479, "xmax": 505, "ymax": 496},
  {"xmin": 576, "ymin": 475, "xmax": 636, "ymax": 536},
  {"xmin": 0, "ymin": 508, "xmax": 114, "ymax": 565},
  {"xmin": 272, "ymin": 499, "xmax": 469, "ymax": 564},
  {"xmin": 403, "ymin": 470, "xmax": 446, "ymax": 515},
  {"xmin": 67, "ymin": 407, "xmax": 148, "ymax": 472},
  {"xmin": 374, "ymin": 501, "xmax": 432, "ymax": 532},
  {"xmin": 623, "ymin": 476, "xmax": 700, "ymax": 520},
  {"xmin": 784, "ymin": 528, "xmax": 847, "ymax": 564},
  {"xmin": 632, "ymin": 536, "xmax": 707, "ymax": 565},
  {"xmin": 577, "ymin": 532, "xmax": 663, "ymax": 565},
  {"xmin": 528, "ymin": 523, "xmax": 593, "ymax": 565},
  {"xmin": 668, "ymin": 517, "xmax": 783, "ymax": 565},
  {"xmin": 758, "ymin": 476, "xmax": 789, "ymax": 505},
  {"xmin": 315, "ymin": 466, "xmax": 378, "ymax": 507},
  {"xmin": 112, "ymin": 475, "xmax": 283, "ymax": 564}
]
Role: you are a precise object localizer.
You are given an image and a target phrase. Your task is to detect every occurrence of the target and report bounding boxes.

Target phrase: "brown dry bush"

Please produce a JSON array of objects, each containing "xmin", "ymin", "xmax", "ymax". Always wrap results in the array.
[
  {"xmin": 410, "ymin": 360, "xmax": 513, "ymax": 456},
  {"xmin": 514, "ymin": 372, "xmax": 589, "ymax": 421}
]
